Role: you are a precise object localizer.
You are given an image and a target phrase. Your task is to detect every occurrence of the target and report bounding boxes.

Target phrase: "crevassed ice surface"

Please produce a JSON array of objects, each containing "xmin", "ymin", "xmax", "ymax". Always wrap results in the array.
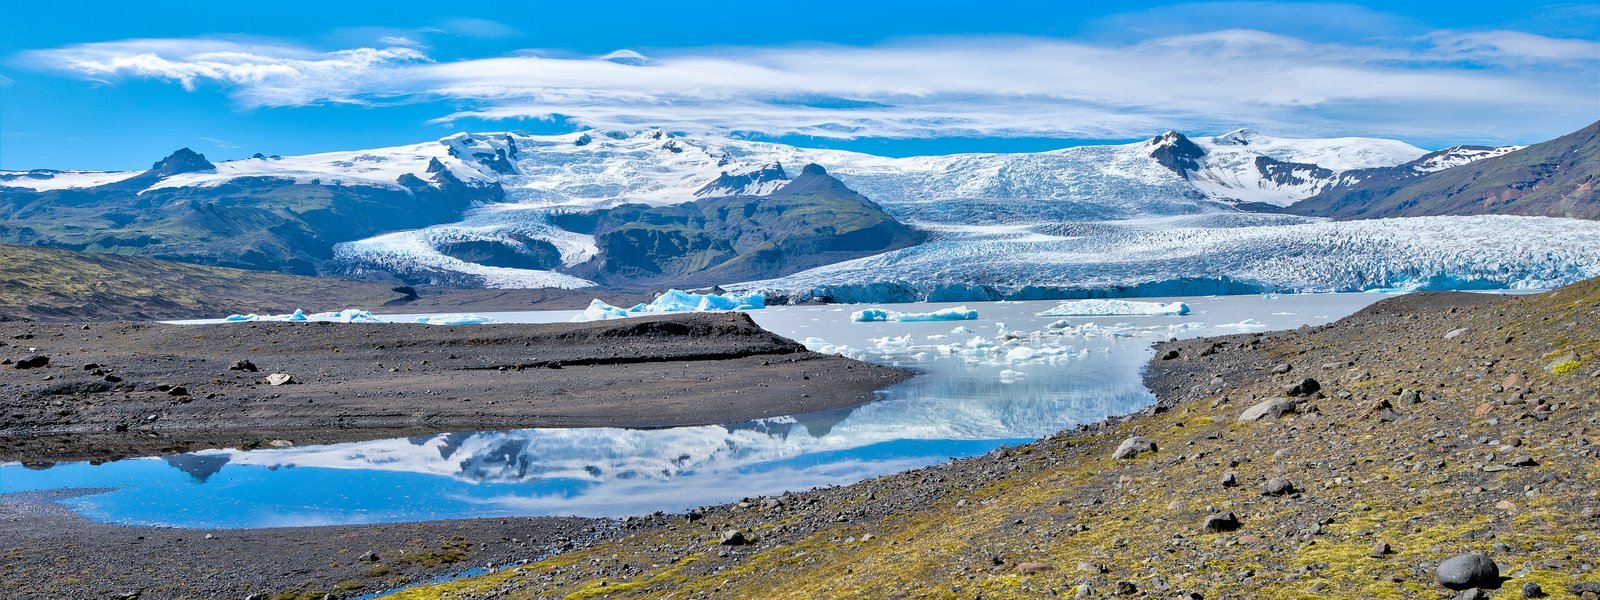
[
  {"xmin": 729, "ymin": 215, "xmax": 1600, "ymax": 303},
  {"xmin": 1, "ymin": 293, "xmax": 1393, "ymax": 528}
]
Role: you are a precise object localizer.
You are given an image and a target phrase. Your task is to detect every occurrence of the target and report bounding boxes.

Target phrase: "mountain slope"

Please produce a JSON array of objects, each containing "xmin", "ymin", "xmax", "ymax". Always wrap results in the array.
[
  {"xmin": 561, "ymin": 164, "xmax": 924, "ymax": 286},
  {"xmin": 0, "ymin": 148, "xmax": 501, "ymax": 275},
  {"xmin": 1288, "ymin": 120, "xmax": 1599, "ymax": 220},
  {"xmin": 0, "ymin": 244, "xmax": 413, "ymax": 321}
]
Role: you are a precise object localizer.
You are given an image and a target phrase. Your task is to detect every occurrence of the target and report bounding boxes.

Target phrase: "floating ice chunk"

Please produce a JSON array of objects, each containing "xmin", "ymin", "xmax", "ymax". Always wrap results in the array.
[
  {"xmin": 851, "ymin": 306, "xmax": 979, "ymax": 322},
  {"xmin": 1037, "ymin": 299, "xmax": 1190, "ymax": 317},
  {"xmin": 999, "ymin": 369, "xmax": 1027, "ymax": 383},
  {"xmin": 1215, "ymin": 318, "xmax": 1267, "ymax": 329},
  {"xmin": 1004, "ymin": 347, "xmax": 1038, "ymax": 362},
  {"xmin": 414, "ymin": 314, "xmax": 497, "ymax": 325},
  {"xmin": 952, "ymin": 326, "xmax": 974, "ymax": 334},
  {"xmin": 222, "ymin": 308, "xmax": 381, "ymax": 323},
  {"xmin": 574, "ymin": 289, "xmax": 766, "ymax": 321}
]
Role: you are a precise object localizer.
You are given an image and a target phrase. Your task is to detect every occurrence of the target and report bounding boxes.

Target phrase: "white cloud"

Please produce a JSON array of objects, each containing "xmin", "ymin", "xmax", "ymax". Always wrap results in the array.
[{"xmin": 18, "ymin": 26, "xmax": 1599, "ymax": 144}]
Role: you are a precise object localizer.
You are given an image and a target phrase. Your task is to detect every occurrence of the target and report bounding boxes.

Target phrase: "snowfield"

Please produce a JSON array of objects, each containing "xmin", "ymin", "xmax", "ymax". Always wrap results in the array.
[
  {"xmin": 8, "ymin": 128, "xmax": 1566, "ymax": 299},
  {"xmin": 728, "ymin": 215, "xmax": 1600, "ymax": 303}
]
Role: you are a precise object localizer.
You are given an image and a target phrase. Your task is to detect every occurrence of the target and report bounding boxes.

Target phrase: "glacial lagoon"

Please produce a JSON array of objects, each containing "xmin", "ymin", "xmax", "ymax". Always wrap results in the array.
[{"xmin": 1, "ymin": 292, "xmax": 1405, "ymax": 528}]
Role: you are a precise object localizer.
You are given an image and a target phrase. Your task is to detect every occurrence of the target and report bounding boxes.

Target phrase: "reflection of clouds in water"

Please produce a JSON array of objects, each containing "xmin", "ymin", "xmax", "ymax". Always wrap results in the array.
[
  {"xmin": 5, "ymin": 294, "xmax": 1390, "ymax": 527},
  {"xmin": 226, "ymin": 346, "xmax": 1151, "ymax": 489},
  {"xmin": 445, "ymin": 454, "xmax": 948, "ymax": 517}
]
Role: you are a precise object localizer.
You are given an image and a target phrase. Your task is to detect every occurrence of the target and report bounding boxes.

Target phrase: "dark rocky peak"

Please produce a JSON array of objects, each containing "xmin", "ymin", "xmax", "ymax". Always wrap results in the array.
[
  {"xmin": 772, "ymin": 163, "xmax": 861, "ymax": 198},
  {"xmin": 1148, "ymin": 131, "xmax": 1206, "ymax": 177},
  {"xmin": 694, "ymin": 162, "xmax": 790, "ymax": 197},
  {"xmin": 1254, "ymin": 156, "xmax": 1334, "ymax": 187},
  {"xmin": 251, "ymin": 152, "xmax": 267, "ymax": 159},
  {"xmin": 147, "ymin": 148, "xmax": 215, "ymax": 177}
]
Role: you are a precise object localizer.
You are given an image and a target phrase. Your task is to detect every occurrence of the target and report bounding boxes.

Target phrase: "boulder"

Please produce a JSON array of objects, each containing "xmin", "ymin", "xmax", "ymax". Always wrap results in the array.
[
  {"xmin": 1112, "ymin": 436, "xmax": 1157, "ymax": 459},
  {"xmin": 1435, "ymin": 553, "xmax": 1498, "ymax": 590},
  {"xmin": 1239, "ymin": 398, "xmax": 1299, "ymax": 422}
]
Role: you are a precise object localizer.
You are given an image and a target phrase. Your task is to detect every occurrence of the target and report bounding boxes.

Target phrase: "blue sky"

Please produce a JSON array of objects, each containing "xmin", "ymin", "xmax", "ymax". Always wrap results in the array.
[{"xmin": 2, "ymin": 1, "xmax": 1597, "ymax": 170}]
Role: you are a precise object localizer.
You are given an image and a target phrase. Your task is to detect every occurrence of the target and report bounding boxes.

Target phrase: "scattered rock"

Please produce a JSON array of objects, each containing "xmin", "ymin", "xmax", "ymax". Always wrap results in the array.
[
  {"xmin": 13, "ymin": 355, "xmax": 49, "ymax": 369},
  {"xmin": 719, "ymin": 530, "xmax": 750, "ymax": 546},
  {"xmin": 1016, "ymin": 562, "xmax": 1054, "ymax": 575},
  {"xmin": 166, "ymin": 386, "xmax": 188, "ymax": 397},
  {"xmin": 229, "ymin": 360, "xmax": 258, "ymax": 372},
  {"xmin": 1271, "ymin": 363, "xmax": 1293, "ymax": 374},
  {"xmin": 1369, "ymin": 541, "xmax": 1390, "ymax": 558},
  {"xmin": 1286, "ymin": 378, "xmax": 1320, "ymax": 397},
  {"xmin": 264, "ymin": 373, "xmax": 294, "ymax": 386},
  {"xmin": 1221, "ymin": 472, "xmax": 1238, "ymax": 487},
  {"xmin": 359, "ymin": 551, "xmax": 379, "ymax": 562},
  {"xmin": 1202, "ymin": 512, "xmax": 1240, "ymax": 533},
  {"xmin": 1239, "ymin": 398, "xmax": 1299, "ymax": 422},
  {"xmin": 1444, "ymin": 327, "xmax": 1469, "ymax": 339},
  {"xmin": 1112, "ymin": 436, "xmax": 1157, "ymax": 459},
  {"xmin": 1521, "ymin": 582, "xmax": 1544, "ymax": 598},
  {"xmin": 1455, "ymin": 589, "xmax": 1491, "ymax": 600},
  {"xmin": 1261, "ymin": 477, "xmax": 1296, "ymax": 496},
  {"xmin": 1161, "ymin": 349, "xmax": 1180, "ymax": 360},
  {"xmin": 1435, "ymin": 553, "xmax": 1498, "ymax": 590}
]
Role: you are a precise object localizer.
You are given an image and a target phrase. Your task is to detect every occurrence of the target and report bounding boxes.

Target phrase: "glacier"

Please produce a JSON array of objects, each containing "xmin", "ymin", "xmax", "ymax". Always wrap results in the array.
[
  {"xmin": 729, "ymin": 215, "xmax": 1600, "ymax": 304},
  {"xmin": 1037, "ymin": 299, "xmax": 1191, "ymax": 317}
]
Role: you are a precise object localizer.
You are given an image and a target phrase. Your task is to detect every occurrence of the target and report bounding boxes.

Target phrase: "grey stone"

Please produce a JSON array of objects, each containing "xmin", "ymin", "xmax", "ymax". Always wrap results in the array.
[
  {"xmin": 718, "ymin": 529, "xmax": 750, "ymax": 546},
  {"xmin": 1239, "ymin": 398, "xmax": 1299, "ymax": 422},
  {"xmin": 13, "ymin": 355, "xmax": 49, "ymax": 369},
  {"xmin": 1261, "ymin": 477, "xmax": 1296, "ymax": 496},
  {"xmin": 1521, "ymin": 582, "xmax": 1544, "ymax": 598},
  {"xmin": 1202, "ymin": 512, "xmax": 1241, "ymax": 533},
  {"xmin": 1435, "ymin": 553, "xmax": 1498, "ymax": 590},
  {"xmin": 1112, "ymin": 436, "xmax": 1157, "ymax": 459},
  {"xmin": 264, "ymin": 373, "xmax": 294, "ymax": 386}
]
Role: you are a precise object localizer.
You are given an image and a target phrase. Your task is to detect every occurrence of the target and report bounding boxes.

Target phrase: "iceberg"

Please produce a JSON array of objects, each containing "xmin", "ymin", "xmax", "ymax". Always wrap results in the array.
[
  {"xmin": 850, "ymin": 306, "xmax": 980, "ymax": 322},
  {"xmin": 414, "ymin": 314, "xmax": 497, "ymax": 325},
  {"xmin": 573, "ymin": 289, "xmax": 766, "ymax": 322},
  {"xmin": 221, "ymin": 308, "xmax": 382, "ymax": 323},
  {"xmin": 1037, "ymin": 299, "xmax": 1190, "ymax": 317}
]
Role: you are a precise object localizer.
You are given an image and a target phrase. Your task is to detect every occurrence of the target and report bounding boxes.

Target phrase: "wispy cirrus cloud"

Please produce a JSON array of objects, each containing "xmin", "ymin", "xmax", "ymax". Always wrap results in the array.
[{"xmin": 16, "ymin": 24, "xmax": 1599, "ymax": 144}]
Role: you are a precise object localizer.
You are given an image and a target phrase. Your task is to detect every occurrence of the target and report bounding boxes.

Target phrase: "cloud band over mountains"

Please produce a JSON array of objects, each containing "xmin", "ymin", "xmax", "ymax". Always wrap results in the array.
[{"xmin": 19, "ymin": 26, "xmax": 1599, "ymax": 143}]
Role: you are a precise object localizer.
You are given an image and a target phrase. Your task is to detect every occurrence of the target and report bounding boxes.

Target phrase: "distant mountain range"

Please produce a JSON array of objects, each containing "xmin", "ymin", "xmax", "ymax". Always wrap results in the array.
[
  {"xmin": 1288, "ymin": 120, "xmax": 1599, "ymax": 220},
  {"xmin": 2, "ymin": 120, "xmax": 1596, "ymax": 299}
]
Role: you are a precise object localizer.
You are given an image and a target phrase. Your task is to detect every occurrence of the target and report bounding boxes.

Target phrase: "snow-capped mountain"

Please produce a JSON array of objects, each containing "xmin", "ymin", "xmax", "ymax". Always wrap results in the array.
[{"xmin": 1, "ymin": 126, "xmax": 1573, "ymax": 298}]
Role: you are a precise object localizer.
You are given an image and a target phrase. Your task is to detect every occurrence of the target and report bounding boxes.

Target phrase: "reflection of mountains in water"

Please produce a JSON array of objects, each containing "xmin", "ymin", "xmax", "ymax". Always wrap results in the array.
[
  {"xmin": 163, "ymin": 453, "xmax": 231, "ymax": 483},
  {"xmin": 198, "ymin": 360, "xmax": 1152, "ymax": 487}
]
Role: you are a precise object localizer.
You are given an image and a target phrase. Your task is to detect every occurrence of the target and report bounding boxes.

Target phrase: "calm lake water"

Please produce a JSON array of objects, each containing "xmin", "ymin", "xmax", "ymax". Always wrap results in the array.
[{"xmin": 2, "ymin": 293, "xmax": 1395, "ymax": 528}]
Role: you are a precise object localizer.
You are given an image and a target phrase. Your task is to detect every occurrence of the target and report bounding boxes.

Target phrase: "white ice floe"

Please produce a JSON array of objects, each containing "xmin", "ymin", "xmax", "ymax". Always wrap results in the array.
[
  {"xmin": 850, "ymin": 306, "xmax": 979, "ymax": 322},
  {"xmin": 413, "ymin": 314, "xmax": 497, "ymax": 325},
  {"xmin": 574, "ymin": 289, "xmax": 765, "ymax": 322},
  {"xmin": 1037, "ymin": 299, "xmax": 1190, "ymax": 317},
  {"xmin": 1215, "ymin": 319, "xmax": 1268, "ymax": 329},
  {"xmin": 222, "ymin": 308, "xmax": 382, "ymax": 323}
]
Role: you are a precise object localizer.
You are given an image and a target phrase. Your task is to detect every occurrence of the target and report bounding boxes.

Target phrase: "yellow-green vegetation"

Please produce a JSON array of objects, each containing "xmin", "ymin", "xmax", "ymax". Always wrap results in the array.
[
  {"xmin": 398, "ymin": 281, "xmax": 1600, "ymax": 599},
  {"xmin": 1552, "ymin": 359, "xmax": 1581, "ymax": 375},
  {"xmin": 0, "ymin": 243, "xmax": 403, "ymax": 320}
]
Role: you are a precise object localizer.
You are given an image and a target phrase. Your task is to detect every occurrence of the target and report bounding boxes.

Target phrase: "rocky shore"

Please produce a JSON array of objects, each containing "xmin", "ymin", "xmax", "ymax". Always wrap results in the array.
[{"xmin": 385, "ymin": 280, "xmax": 1600, "ymax": 598}]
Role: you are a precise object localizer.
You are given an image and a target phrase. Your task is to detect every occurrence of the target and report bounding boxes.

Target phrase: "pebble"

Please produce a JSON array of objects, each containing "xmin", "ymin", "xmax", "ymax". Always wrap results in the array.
[{"xmin": 1435, "ymin": 553, "xmax": 1499, "ymax": 590}]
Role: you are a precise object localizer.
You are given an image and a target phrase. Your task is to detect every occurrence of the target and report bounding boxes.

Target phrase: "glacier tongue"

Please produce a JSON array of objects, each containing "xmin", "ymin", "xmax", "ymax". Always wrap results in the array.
[{"xmin": 729, "ymin": 215, "xmax": 1600, "ymax": 304}]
